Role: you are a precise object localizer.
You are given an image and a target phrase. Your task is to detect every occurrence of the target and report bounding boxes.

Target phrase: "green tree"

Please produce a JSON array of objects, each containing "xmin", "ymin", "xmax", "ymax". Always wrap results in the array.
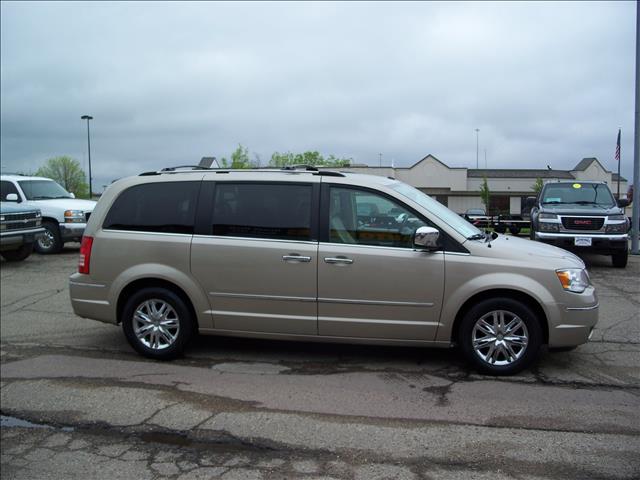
[
  {"xmin": 531, "ymin": 177, "xmax": 544, "ymax": 195},
  {"xmin": 480, "ymin": 176, "xmax": 491, "ymax": 212},
  {"xmin": 220, "ymin": 144, "xmax": 256, "ymax": 169},
  {"xmin": 35, "ymin": 156, "xmax": 89, "ymax": 198},
  {"xmin": 269, "ymin": 151, "xmax": 351, "ymax": 167}
]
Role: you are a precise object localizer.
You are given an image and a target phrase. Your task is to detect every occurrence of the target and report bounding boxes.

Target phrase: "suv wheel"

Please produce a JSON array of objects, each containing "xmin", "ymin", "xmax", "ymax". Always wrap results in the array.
[
  {"xmin": 35, "ymin": 221, "xmax": 62, "ymax": 254},
  {"xmin": 122, "ymin": 287, "xmax": 194, "ymax": 360},
  {"xmin": 459, "ymin": 298, "xmax": 542, "ymax": 376},
  {"xmin": 1, "ymin": 242, "xmax": 34, "ymax": 262},
  {"xmin": 612, "ymin": 250, "xmax": 628, "ymax": 268}
]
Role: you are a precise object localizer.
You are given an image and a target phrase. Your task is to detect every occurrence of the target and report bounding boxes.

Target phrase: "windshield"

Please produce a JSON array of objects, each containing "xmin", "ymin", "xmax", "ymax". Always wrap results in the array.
[
  {"xmin": 466, "ymin": 208, "xmax": 486, "ymax": 215},
  {"xmin": 541, "ymin": 183, "xmax": 615, "ymax": 207},
  {"xmin": 391, "ymin": 182, "xmax": 484, "ymax": 239},
  {"xmin": 19, "ymin": 180, "xmax": 71, "ymax": 200}
]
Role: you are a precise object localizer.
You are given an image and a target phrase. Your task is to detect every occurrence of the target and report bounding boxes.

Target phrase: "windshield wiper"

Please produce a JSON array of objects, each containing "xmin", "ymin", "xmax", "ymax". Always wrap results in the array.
[
  {"xmin": 31, "ymin": 196, "xmax": 55, "ymax": 199},
  {"xmin": 542, "ymin": 201, "xmax": 568, "ymax": 204},
  {"xmin": 467, "ymin": 233, "xmax": 486, "ymax": 240},
  {"xmin": 53, "ymin": 195, "xmax": 71, "ymax": 199},
  {"xmin": 573, "ymin": 201, "xmax": 599, "ymax": 205}
]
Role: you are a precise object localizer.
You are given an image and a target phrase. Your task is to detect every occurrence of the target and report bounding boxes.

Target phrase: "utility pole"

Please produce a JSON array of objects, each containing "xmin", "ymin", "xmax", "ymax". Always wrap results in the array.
[
  {"xmin": 632, "ymin": 0, "xmax": 640, "ymax": 255},
  {"xmin": 484, "ymin": 148, "xmax": 487, "ymax": 169},
  {"xmin": 475, "ymin": 128, "xmax": 480, "ymax": 169},
  {"xmin": 81, "ymin": 115, "xmax": 93, "ymax": 198}
]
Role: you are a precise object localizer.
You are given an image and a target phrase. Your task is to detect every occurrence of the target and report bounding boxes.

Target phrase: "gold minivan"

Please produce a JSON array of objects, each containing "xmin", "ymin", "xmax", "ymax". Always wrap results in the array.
[{"xmin": 69, "ymin": 167, "xmax": 598, "ymax": 375}]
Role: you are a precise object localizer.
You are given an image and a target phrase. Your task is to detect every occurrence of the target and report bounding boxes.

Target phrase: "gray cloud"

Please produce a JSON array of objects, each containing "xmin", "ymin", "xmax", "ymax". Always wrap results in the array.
[{"xmin": 1, "ymin": 1, "xmax": 636, "ymax": 190}]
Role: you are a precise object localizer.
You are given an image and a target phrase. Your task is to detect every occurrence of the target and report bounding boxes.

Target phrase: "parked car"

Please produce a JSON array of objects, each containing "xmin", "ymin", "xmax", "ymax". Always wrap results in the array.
[
  {"xmin": 0, "ymin": 200, "xmax": 44, "ymax": 261},
  {"xmin": 1, "ymin": 174, "xmax": 96, "ymax": 253},
  {"xmin": 69, "ymin": 167, "xmax": 598, "ymax": 375},
  {"xmin": 529, "ymin": 181, "xmax": 629, "ymax": 267}
]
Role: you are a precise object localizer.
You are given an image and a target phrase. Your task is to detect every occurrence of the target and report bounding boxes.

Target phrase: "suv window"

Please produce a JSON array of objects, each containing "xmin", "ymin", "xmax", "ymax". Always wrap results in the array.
[
  {"xmin": 328, "ymin": 187, "xmax": 427, "ymax": 248},
  {"xmin": 212, "ymin": 183, "xmax": 312, "ymax": 241},
  {"xmin": 1, "ymin": 181, "xmax": 20, "ymax": 201},
  {"xmin": 103, "ymin": 182, "xmax": 199, "ymax": 234}
]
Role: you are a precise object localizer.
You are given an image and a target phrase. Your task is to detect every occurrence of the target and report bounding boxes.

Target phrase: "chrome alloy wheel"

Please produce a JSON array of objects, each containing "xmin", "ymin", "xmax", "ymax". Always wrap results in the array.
[
  {"xmin": 472, "ymin": 310, "xmax": 529, "ymax": 366},
  {"xmin": 37, "ymin": 229, "xmax": 55, "ymax": 249},
  {"xmin": 133, "ymin": 299, "xmax": 180, "ymax": 350}
]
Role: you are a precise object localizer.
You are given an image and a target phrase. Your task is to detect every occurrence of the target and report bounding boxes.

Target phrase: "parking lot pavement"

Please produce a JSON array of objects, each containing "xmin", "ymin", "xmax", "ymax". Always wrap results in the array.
[{"xmin": 1, "ymin": 245, "xmax": 639, "ymax": 479}]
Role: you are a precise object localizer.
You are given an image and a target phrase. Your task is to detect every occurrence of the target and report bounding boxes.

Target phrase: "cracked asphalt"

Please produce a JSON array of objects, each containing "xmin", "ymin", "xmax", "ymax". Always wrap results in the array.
[{"xmin": 1, "ymin": 245, "xmax": 639, "ymax": 479}]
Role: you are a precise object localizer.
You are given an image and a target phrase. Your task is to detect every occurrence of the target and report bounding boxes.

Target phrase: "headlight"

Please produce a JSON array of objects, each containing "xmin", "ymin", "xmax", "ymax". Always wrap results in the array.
[
  {"xmin": 556, "ymin": 268, "xmax": 590, "ymax": 293},
  {"xmin": 539, "ymin": 213, "xmax": 557, "ymax": 220},
  {"xmin": 64, "ymin": 210, "xmax": 85, "ymax": 223},
  {"xmin": 605, "ymin": 222, "xmax": 628, "ymax": 233}
]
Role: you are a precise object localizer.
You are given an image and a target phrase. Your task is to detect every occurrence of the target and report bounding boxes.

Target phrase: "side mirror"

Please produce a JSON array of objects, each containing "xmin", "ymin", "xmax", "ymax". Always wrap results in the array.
[
  {"xmin": 5, "ymin": 193, "xmax": 19, "ymax": 202},
  {"xmin": 69, "ymin": 192, "xmax": 76, "ymax": 199},
  {"xmin": 525, "ymin": 196, "xmax": 537, "ymax": 208},
  {"xmin": 617, "ymin": 198, "xmax": 629, "ymax": 208},
  {"xmin": 413, "ymin": 226, "xmax": 440, "ymax": 250}
]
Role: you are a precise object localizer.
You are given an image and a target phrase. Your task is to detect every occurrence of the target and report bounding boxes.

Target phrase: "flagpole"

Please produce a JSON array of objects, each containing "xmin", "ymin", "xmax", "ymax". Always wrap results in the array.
[
  {"xmin": 617, "ymin": 128, "xmax": 621, "ymax": 201},
  {"xmin": 632, "ymin": 0, "xmax": 640, "ymax": 255}
]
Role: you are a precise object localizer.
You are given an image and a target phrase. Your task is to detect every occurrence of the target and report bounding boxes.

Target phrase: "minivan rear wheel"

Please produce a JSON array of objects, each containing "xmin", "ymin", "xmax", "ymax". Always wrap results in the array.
[
  {"xmin": 122, "ymin": 287, "xmax": 194, "ymax": 360},
  {"xmin": 459, "ymin": 298, "xmax": 542, "ymax": 376}
]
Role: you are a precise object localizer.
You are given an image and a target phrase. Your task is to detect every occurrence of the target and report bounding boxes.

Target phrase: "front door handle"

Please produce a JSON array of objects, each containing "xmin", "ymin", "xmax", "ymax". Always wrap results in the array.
[
  {"xmin": 282, "ymin": 254, "xmax": 312, "ymax": 263},
  {"xmin": 324, "ymin": 257, "xmax": 354, "ymax": 265}
]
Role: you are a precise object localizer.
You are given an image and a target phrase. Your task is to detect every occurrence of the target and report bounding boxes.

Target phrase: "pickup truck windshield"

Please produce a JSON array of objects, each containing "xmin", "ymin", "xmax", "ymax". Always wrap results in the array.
[
  {"xmin": 18, "ymin": 180, "xmax": 72, "ymax": 200},
  {"xmin": 391, "ymin": 182, "xmax": 483, "ymax": 239},
  {"xmin": 541, "ymin": 183, "xmax": 615, "ymax": 207}
]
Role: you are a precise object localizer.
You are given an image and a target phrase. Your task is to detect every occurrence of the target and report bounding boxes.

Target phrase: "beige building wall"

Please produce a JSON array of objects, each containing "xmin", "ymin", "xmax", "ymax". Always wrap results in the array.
[{"xmin": 448, "ymin": 196, "xmax": 483, "ymax": 213}]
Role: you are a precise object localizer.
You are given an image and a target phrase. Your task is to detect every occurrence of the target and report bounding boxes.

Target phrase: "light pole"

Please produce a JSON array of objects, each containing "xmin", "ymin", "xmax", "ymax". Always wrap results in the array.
[
  {"xmin": 81, "ymin": 115, "xmax": 93, "ymax": 198},
  {"xmin": 475, "ymin": 128, "xmax": 480, "ymax": 169}
]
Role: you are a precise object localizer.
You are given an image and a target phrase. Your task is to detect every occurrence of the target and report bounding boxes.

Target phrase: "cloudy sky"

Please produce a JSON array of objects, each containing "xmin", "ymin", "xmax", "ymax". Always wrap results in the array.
[{"xmin": 0, "ymin": 1, "xmax": 636, "ymax": 191}]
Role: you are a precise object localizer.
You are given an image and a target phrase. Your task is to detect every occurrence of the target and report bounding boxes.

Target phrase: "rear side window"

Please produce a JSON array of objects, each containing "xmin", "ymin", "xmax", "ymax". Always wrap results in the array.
[
  {"xmin": 212, "ymin": 183, "xmax": 312, "ymax": 241},
  {"xmin": 104, "ymin": 182, "xmax": 199, "ymax": 234}
]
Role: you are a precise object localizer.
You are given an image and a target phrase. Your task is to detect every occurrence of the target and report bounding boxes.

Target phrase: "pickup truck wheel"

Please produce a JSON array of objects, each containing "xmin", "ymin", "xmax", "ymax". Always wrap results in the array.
[
  {"xmin": 612, "ymin": 250, "xmax": 628, "ymax": 268},
  {"xmin": 1, "ymin": 242, "xmax": 34, "ymax": 262},
  {"xmin": 509, "ymin": 226, "xmax": 521, "ymax": 235},
  {"xmin": 459, "ymin": 298, "xmax": 542, "ymax": 376},
  {"xmin": 34, "ymin": 221, "xmax": 62, "ymax": 254},
  {"xmin": 122, "ymin": 287, "xmax": 194, "ymax": 360}
]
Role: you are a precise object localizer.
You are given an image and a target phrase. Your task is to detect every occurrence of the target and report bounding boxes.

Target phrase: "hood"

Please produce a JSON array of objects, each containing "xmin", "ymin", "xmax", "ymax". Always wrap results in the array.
[
  {"xmin": 539, "ymin": 204, "xmax": 622, "ymax": 216},
  {"xmin": 0, "ymin": 202, "xmax": 40, "ymax": 214},
  {"xmin": 26, "ymin": 198, "xmax": 96, "ymax": 212},
  {"xmin": 466, "ymin": 234, "xmax": 585, "ymax": 269}
]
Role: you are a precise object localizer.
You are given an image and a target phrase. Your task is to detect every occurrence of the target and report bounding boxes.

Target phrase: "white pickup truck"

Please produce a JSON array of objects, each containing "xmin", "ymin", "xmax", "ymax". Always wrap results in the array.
[{"xmin": 0, "ymin": 174, "xmax": 96, "ymax": 254}]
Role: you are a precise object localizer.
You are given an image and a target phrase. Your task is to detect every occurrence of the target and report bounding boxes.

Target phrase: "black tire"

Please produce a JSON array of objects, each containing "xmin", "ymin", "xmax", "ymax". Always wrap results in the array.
[
  {"xmin": 1, "ymin": 242, "xmax": 34, "ymax": 262},
  {"xmin": 459, "ymin": 297, "xmax": 543, "ymax": 376},
  {"xmin": 494, "ymin": 225, "xmax": 507, "ymax": 234},
  {"xmin": 122, "ymin": 287, "xmax": 194, "ymax": 360},
  {"xmin": 34, "ymin": 221, "xmax": 63, "ymax": 254},
  {"xmin": 509, "ymin": 226, "xmax": 521, "ymax": 236},
  {"xmin": 612, "ymin": 250, "xmax": 628, "ymax": 268}
]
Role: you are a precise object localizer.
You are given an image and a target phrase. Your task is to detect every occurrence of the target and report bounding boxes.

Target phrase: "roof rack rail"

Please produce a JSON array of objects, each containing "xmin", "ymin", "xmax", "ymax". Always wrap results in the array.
[
  {"xmin": 161, "ymin": 165, "xmax": 212, "ymax": 172},
  {"xmin": 281, "ymin": 164, "xmax": 318, "ymax": 172}
]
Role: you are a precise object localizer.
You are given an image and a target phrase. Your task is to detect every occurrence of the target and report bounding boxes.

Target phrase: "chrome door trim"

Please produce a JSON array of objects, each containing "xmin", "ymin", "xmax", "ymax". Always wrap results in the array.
[
  {"xmin": 319, "ymin": 316, "xmax": 440, "ymax": 327},
  {"xmin": 193, "ymin": 234, "xmax": 318, "ymax": 245},
  {"xmin": 206, "ymin": 310, "xmax": 317, "ymax": 322},
  {"xmin": 318, "ymin": 297, "xmax": 434, "ymax": 307},
  {"xmin": 209, "ymin": 292, "xmax": 316, "ymax": 302}
]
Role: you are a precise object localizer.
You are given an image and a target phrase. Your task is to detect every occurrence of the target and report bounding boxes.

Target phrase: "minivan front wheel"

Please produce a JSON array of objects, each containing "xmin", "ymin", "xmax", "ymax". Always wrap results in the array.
[
  {"xmin": 459, "ymin": 298, "xmax": 542, "ymax": 375},
  {"xmin": 122, "ymin": 288, "xmax": 194, "ymax": 360}
]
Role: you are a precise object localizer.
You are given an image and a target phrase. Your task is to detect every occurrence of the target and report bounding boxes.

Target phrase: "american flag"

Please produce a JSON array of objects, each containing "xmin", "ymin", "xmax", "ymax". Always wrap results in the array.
[{"xmin": 615, "ymin": 129, "xmax": 621, "ymax": 161}]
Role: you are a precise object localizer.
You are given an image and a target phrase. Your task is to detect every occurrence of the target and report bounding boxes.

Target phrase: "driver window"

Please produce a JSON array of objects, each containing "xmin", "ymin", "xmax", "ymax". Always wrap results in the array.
[{"xmin": 329, "ymin": 187, "xmax": 427, "ymax": 248}]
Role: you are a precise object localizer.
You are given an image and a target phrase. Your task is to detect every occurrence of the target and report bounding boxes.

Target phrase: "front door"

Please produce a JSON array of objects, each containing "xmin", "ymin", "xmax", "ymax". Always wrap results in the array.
[
  {"xmin": 318, "ymin": 185, "xmax": 445, "ymax": 341},
  {"xmin": 191, "ymin": 181, "xmax": 319, "ymax": 335}
]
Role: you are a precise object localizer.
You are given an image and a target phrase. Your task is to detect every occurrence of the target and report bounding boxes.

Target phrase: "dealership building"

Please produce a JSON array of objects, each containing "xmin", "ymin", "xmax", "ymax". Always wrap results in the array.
[{"xmin": 335, "ymin": 155, "xmax": 628, "ymax": 215}]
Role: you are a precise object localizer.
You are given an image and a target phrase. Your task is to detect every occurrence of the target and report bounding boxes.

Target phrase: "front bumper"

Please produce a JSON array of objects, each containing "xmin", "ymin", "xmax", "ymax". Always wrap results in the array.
[
  {"xmin": 548, "ymin": 286, "xmax": 599, "ymax": 347},
  {"xmin": 60, "ymin": 222, "xmax": 87, "ymax": 242},
  {"xmin": 0, "ymin": 227, "xmax": 45, "ymax": 251},
  {"xmin": 535, "ymin": 232, "xmax": 628, "ymax": 254}
]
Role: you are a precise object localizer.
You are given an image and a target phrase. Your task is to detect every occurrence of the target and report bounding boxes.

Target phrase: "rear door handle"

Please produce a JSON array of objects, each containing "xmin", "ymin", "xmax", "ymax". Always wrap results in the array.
[
  {"xmin": 324, "ymin": 257, "xmax": 354, "ymax": 265},
  {"xmin": 282, "ymin": 255, "xmax": 312, "ymax": 263}
]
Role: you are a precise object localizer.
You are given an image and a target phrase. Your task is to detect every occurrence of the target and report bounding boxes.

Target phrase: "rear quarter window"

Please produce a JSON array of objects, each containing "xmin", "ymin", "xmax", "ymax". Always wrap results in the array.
[{"xmin": 103, "ymin": 182, "xmax": 199, "ymax": 234}]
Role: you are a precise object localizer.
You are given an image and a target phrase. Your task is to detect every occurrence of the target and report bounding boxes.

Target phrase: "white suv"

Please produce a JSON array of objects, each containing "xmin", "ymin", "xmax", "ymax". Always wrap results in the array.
[{"xmin": 1, "ymin": 174, "xmax": 96, "ymax": 253}]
